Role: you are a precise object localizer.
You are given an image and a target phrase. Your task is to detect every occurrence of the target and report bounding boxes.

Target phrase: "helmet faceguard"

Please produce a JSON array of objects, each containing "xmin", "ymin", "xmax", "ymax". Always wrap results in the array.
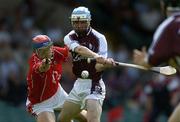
[{"xmin": 70, "ymin": 6, "xmax": 91, "ymax": 35}]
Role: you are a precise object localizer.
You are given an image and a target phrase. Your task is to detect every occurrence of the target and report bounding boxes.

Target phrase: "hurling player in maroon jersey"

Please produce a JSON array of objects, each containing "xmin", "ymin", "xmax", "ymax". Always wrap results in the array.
[
  {"xmin": 26, "ymin": 35, "xmax": 87, "ymax": 122},
  {"xmin": 133, "ymin": 0, "xmax": 180, "ymax": 122},
  {"xmin": 58, "ymin": 6, "xmax": 116, "ymax": 122}
]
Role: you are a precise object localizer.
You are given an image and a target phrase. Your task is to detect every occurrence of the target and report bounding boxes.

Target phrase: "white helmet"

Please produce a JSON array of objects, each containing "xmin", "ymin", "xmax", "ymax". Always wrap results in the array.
[
  {"xmin": 70, "ymin": 6, "xmax": 91, "ymax": 22},
  {"xmin": 70, "ymin": 6, "xmax": 91, "ymax": 35}
]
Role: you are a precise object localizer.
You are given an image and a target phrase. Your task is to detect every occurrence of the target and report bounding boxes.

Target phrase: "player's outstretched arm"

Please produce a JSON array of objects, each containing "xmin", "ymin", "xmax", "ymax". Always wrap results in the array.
[
  {"xmin": 74, "ymin": 45, "xmax": 99, "ymax": 58},
  {"xmin": 75, "ymin": 45, "xmax": 116, "ymax": 66},
  {"xmin": 87, "ymin": 57, "xmax": 116, "ymax": 72}
]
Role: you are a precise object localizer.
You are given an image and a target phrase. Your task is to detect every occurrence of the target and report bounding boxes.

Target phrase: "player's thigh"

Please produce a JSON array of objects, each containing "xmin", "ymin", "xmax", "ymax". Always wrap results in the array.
[
  {"xmin": 59, "ymin": 100, "xmax": 82, "ymax": 119},
  {"xmin": 37, "ymin": 111, "xmax": 55, "ymax": 122},
  {"xmin": 86, "ymin": 99, "xmax": 102, "ymax": 119},
  {"xmin": 168, "ymin": 103, "xmax": 180, "ymax": 122}
]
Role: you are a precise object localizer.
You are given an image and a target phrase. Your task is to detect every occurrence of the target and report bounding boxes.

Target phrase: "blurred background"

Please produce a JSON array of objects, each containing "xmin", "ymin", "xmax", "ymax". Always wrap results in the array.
[{"xmin": 0, "ymin": 0, "xmax": 179, "ymax": 122}]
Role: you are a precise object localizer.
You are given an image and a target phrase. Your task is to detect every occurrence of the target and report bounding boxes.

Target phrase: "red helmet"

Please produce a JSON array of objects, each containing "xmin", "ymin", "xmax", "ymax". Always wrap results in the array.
[{"xmin": 32, "ymin": 35, "xmax": 52, "ymax": 49}]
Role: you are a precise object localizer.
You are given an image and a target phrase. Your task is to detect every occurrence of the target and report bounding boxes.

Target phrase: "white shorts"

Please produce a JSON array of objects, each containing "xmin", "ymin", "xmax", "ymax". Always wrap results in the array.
[
  {"xmin": 26, "ymin": 84, "xmax": 68, "ymax": 115},
  {"xmin": 67, "ymin": 78, "xmax": 106, "ymax": 109}
]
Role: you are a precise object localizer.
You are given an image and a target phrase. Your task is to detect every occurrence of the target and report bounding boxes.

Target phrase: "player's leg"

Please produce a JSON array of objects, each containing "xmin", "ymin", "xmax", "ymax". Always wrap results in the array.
[
  {"xmin": 56, "ymin": 109, "xmax": 87, "ymax": 122},
  {"xmin": 74, "ymin": 109, "xmax": 87, "ymax": 122},
  {"xmin": 57, "ymin": 83, "xmax": 87, "ymax": 122},
  {"xmin": 86, "ymin": 99, "xmax": 102, "ymax": 122},
  {"xmin": 36, "ymin": 112, "xmax": 55, "ymax": 122},
  {"xmin": 26, "ymin": 101, "xmax": 56, "ymax": 122},
  {"xmin": 36, "ymin": 111, "xmax": 55, "ymax": 122},
  {"xmin": 58, "ymin": 101, "xmax": 84, "ymax": 122},
  {"xmin": 168, "ymin": 103, "xmax": 180, "ymax": 122},
  {"xmin": 85, "ymin": 79, "xmax": 105, "ymax": 122}
]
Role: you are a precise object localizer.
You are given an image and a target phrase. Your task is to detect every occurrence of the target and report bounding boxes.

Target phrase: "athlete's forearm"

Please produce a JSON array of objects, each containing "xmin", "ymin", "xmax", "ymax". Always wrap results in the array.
[
  {"xmin": 87, "ymin": 57, "xmax": 115, "ymax": 72},
  {"xmin": 75, "ymin": 45, "xmax": 109, "ymax": 65},
  {"xmin": 75, "ymin": 46, "xmax": 99, "ymax": 58},
  {"xmin": 95, "ymin": 61, "xmax": 116, "ymax": 72}
]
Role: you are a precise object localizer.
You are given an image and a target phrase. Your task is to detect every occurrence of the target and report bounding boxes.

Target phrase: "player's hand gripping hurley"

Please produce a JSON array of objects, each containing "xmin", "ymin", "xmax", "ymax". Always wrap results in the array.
[{"xmin": 115, "ymin": 62, "xmax": 176, "ymax": 76}]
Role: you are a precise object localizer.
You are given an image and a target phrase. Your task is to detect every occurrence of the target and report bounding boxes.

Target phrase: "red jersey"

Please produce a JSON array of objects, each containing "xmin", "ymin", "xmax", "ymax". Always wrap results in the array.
[{"xmin": 27, "ymin": 46, "xmax": 68, "ymax": 105}]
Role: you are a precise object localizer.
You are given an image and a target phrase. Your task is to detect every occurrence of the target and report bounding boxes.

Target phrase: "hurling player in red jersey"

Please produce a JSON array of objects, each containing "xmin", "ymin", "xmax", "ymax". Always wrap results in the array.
[
  {"xmin": 133, "ymin": 0, "xmax": 180, "ymax": 122},
  {"xmin": 26, "ymin": 35, "xmax": 87, "ymax": 122}
]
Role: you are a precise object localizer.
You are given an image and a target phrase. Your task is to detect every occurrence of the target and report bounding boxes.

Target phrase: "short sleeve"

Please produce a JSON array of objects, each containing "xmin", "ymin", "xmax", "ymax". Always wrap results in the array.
[
  {"xmin": 98, "ymin": 35, "xmax": 108, "ymax": 58},
  {"xmin": 64, "ymin": 35, "xmax": 79, "ymax": 52}
]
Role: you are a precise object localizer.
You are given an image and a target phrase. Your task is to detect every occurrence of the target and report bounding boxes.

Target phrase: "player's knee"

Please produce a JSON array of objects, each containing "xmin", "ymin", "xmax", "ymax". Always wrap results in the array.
[
  {"xmin": 75, "ymin": 111, "xmax": 87, "ymax": 122},
  {"xmin": 87, "ymin": 116, "xmax": 100, "ymax": 122},
  {"xmin": 87, "ymin": 109, "xmax": 101, "ymax": 121}
]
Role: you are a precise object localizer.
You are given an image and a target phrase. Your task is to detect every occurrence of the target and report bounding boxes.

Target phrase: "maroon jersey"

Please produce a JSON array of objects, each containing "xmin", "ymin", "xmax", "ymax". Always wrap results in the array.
[
  {"xmin": 70, "ymin": 31, "xmax": 100, "ymax": 79},
  {"xmin": 64, "ymin": 28, "xmax": 108, "ymax": 94},
  {"xmin": 64, "ymin": 28, "xmax": 107, "ymax": 81},
  {"xmin": 27, "ymin": 46, "xmax": 68, "ymax": 104},
  {"xmin": 148, "ymin": 13, "xmax": 180, "ymax": 66}
]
